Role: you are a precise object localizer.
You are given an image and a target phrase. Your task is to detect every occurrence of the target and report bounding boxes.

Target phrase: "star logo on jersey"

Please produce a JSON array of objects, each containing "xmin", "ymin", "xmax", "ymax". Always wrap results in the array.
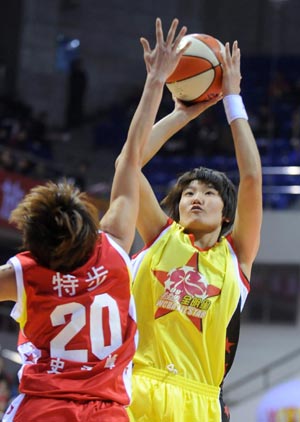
[
  {"xmin": 18, "ymin": 341, "xmax": 41, "ymax": 365},
  {"xmin": 154, "ymin": 252, "xmax": 221, "ymax": 331},
  {"xmin": 225, "ymin": 337, "xmax": 237, "ymax": 373},
  {"xmin": 225, "ymin": 338, "xmax": 236, "ymax": 354},
  {"xmin": 24, "ymin": 351, "xmax": 36, "ymax": 363}
]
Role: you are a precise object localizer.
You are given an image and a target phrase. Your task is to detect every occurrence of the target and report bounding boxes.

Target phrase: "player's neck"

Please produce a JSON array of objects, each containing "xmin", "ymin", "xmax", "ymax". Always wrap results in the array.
[{"xmin": 187, "ymin": 229, "xmax": 220, "ymax": 250}]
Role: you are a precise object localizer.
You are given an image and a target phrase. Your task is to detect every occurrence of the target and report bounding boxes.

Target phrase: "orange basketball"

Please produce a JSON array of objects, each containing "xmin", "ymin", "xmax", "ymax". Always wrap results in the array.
[{"xmin": 166, "ymin": 33, "xmax": 225, "ymax": 103}]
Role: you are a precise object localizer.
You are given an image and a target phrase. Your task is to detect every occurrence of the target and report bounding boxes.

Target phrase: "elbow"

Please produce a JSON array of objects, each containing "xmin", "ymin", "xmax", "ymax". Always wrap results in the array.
[
  {"xmin": 115, "ymin": 149, "xmax": 142, "ymax": 170},
  {"xmin": 242, "ymin": 164, "xmax": 262, "ymax": 185},
  {"xmin": 240, "ymin": 171, "xmax": 262, "ymax": 192}
]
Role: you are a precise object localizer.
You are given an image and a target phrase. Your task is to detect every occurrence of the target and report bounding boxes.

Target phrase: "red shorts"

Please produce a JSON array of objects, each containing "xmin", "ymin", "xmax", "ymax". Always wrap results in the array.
[{"xmin": 4, "ymin": 394, "xmax": 129, "ymax": 422}]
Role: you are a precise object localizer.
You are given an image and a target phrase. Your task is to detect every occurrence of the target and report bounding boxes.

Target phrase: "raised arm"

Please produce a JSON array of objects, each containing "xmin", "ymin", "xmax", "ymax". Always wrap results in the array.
[
  {"xmin": 136, "ymin": 51, "xmax": 223, "ymax": 243},
  {"xmin": 100, "ymin": 18, "xmax": 189, "ymax": 253},
  {"xmin": 136, "ymin": 47, "xmax": 224, "ymax": 243},
  {"xmin": 141, "ymin": 95, "xmax": 222, "ymax": 166},
  {"xmin": 221, "ymin": 41, "xmax": 262, "ymax": 278}
]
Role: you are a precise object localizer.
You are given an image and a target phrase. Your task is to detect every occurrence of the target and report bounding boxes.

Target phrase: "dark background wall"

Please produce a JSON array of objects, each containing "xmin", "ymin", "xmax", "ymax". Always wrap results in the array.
[
  {"xmin": 0, "ymin": 0, "xmax": 298, "ymax": 126},
  {"xmin": 0, "ymin": 0, "xmax": 23, "ymax": 96},
  {"xmin": 0, "ymin": 0, "xmax": 300, "ymax": 398}
]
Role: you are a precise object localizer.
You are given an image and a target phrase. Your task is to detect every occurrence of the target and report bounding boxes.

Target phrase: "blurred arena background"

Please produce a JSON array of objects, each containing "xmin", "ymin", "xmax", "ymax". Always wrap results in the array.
[{"xmin": 1, "ymin": 0, "xmax": 300, "ymax": 420}]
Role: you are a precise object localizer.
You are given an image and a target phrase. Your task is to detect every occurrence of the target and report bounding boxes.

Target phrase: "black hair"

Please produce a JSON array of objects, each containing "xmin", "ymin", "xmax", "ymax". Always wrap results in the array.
[{"xmin": 161, "ymin": 167, "xmax": 237, "ymax": 237}]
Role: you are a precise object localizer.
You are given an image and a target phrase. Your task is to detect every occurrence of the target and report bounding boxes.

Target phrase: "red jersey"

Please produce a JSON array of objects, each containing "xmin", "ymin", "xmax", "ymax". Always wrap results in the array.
[{"xmin": 9, "ymin": 232, "xmax": 137, "ymax": 405}]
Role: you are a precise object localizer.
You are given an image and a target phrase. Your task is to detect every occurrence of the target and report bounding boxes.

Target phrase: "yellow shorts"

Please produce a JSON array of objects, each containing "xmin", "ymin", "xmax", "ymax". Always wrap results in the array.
[{"xmin": 127, "ymin": 366, "xmax": 226, "ymax": 422}]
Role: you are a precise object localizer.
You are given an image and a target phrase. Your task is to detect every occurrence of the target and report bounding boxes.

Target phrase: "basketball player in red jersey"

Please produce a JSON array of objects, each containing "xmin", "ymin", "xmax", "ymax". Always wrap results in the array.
[{"xmin": 0, "ymin": 18, "xmax": 190, "ymax": 422}]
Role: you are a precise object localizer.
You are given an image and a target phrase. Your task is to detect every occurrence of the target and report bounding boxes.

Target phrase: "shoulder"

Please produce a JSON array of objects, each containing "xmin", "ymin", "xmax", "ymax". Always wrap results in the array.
[
  {"xmin": 132, "ymin": 219, "xmax": 180, "ymax": 259},
  {"xmin": 214, "ymin": 233, "xmax": 235, "ymax": 253},
  {"xmin": 98, "ymin": 231, "xmax": 132, "ymax": 269},
  {"xmin": 9, "ymin": 251, "xmax": 36, "ymax": 272}
]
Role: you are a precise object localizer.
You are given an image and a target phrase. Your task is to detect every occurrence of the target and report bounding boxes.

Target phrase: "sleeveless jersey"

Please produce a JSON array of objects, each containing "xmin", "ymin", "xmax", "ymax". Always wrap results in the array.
[
  {"xmin": 9, "ymin": 232, "xmax": 137, "ymax": 405},
  {"xmin": 132, "ymin": 220, "xmax": 249, "ymax": 387}
]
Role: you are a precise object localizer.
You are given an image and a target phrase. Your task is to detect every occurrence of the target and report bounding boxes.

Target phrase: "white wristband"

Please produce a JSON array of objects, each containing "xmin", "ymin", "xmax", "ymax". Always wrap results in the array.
[{"xmin": 223, "ymin": 95, "xmax": 248, "ymax": 125}]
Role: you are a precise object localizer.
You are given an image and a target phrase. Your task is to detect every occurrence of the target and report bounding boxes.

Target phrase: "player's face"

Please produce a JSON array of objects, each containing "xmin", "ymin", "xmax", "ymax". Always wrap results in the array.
[{"xmin": 178, "ymin": 180, "xmax": 225, "ymax": 234}]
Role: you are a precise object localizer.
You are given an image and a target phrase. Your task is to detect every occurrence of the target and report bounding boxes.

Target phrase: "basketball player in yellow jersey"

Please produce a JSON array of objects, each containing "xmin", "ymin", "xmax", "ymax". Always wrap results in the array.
[{"xmin": 127, "ymin": 42, "xmax": 263, "ymax": 421}]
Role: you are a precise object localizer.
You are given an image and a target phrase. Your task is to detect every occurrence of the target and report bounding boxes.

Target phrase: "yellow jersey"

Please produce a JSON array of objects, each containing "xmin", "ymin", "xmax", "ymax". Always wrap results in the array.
[{"xmin": 132, "ymin": 220, "xmax": 249, "ymax": 387}]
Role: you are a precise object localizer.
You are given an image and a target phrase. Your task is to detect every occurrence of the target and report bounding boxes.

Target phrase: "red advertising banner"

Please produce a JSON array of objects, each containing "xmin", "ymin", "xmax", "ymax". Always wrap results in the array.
[
  {"xmin": 0, "ymin": 170, "xmax": 110, "ymax": 232},
  {"xmin": 0, "ymin": 170, "xmax": 41, "ymax": 230}
]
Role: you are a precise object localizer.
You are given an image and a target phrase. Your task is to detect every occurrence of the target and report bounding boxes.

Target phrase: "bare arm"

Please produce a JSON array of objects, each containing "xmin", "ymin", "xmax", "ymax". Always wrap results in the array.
[
  {"xmin": 100, "ymin": 18, "xmax": 189, "ymax": 253},
  {"xmin": 221, "ymin": 42, "xmax": 262, "ymax": 278},
  {"xmin": 141, "ymin": 95, "xmax": 222, "ymax": 166},
  {"xmin": 136, "ymin": 98, "xmax": 222, "ymax": 243},
  {"xmin": 137, "ymin": 65, "xmax": 222, "ymax": 244},
  {"xmin": 0, "ymin": 264, "xmax": 17, "ymax": 302},
  {"xmin": 134, "ymin": 40, "xmax": 223, "ymax": 243},
  {"xmin": 136, "ymin": 172, "xmax": 169, "ymax": 243}
]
